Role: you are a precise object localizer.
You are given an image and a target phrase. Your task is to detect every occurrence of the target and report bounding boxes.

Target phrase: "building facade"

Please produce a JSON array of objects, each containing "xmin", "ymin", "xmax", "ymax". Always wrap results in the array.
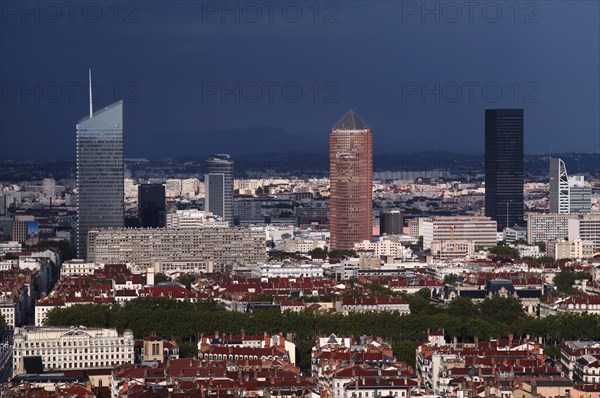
[
  {"xmin": 380, "ymin": 210, "xmax": 402, "ymax": 235},
  {"xmin": 527, "ymin": 213, "xmax": 580, "ymax": 246},
  {"xmin": 12, "ymin": 326, "xmax": 134, "ymax": 374},
  {"xmin": 205, "ymin": 154, "xmax": 234, "ymax": 225},
  {"xmin": 549, "ymin": 157, "xmax": 570, "ymax": 214},
  {"xmin": 76, "ymin": 101, "xmax": 124, "ymax": 259},
  {"xmin": 138, "ymin": 183, "xmax": 166, "ymax": 228},
  {"xmin": 569, "ymin": 214, "xmax": 600, "ymax": 251},
  {"xmin": 329, "ymin": 110, "xmax": 373, "ymax": 250},
  {"xmin": 484, "ymin": 109, "xmax": 524, "ymax": 228},
  {"xmin": 422, "ymin": 216, "xmax": 497, "ymax": 250},
  {"xmin": 87, "ymin": 227, "xmax": 267, "ymax": 270}
]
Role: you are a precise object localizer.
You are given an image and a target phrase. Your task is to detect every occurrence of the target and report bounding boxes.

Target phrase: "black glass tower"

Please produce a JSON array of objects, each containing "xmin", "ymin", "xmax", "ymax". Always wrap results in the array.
[
  {"xmin": 138, "ymin": 183, "xmax": 166, "ymax": 228},
  {"xmin": 484, "ymin": 109, "xmax": 524, "ymax": 229},
  {"xmin": 380, "ymin": 210, "xmax": 402, "ymax": 235}
]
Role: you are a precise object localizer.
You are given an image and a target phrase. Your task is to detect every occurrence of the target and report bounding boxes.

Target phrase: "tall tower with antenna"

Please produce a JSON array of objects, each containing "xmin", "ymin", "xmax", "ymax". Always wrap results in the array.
[{"xmin": 76, "ymin": 69, "xmax": 125, "ymax": 259}]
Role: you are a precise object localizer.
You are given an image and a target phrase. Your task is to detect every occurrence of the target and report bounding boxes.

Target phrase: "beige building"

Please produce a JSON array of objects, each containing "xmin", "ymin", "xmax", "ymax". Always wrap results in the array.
[
  {"xmin": 60, "ymin": 260, "xmax": 101, "ymax": 277},
  {"xmin": 422, "ymin": 216, "xmax": 497, "ymax": 250},
  {"xmin": 12, "ymin": 215, "xmax": 35, "ymax": 244},
  {"xmin": 569, "ymin": 213, "xmax": 600, "ymax": 251},
  {"xmin": 166, "ymin": 209, "xmax": 228, "ymax": 228},
  {"xmin": 13, "ymin": 326, "xmax": 134, "ymax": 374},
  {"xmin": 527, "ymin": 213, "xmax": 579, "ymax": 246},
  {"xmin": 548, "ymin": 239, "xmax": 595, "ymax": 260},
  {"xmin": 87, "ymin": 227, "xmax": 267, "ymax": 270}
]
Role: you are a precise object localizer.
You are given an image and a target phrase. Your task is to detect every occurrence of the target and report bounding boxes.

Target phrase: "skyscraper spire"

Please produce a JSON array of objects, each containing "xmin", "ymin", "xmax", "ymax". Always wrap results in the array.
[{"xmin": 88, "ymin": 68, "xmax": 93, "ymax": 118}]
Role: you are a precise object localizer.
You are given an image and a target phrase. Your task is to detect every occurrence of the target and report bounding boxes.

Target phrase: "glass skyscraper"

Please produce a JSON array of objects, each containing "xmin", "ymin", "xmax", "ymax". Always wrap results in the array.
[
  {"xmin": 484, "ymin": 109, "xmax": 524, "ymax": 229},
  {"xmin": 76, "ymin": 100, "xmax": 124, "ymax": 258},
  {"xmin": 204, "ymin": 154, "xmax": 234, "ymax": 224},
  {"xmin": 138, "ymin": 183, "xmax": 166, "ymax": 228}
]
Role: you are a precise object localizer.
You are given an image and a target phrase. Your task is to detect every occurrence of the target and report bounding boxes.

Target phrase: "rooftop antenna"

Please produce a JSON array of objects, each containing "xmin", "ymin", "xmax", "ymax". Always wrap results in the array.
[{"xmin": 88, "ymin": 68, "xmax": 93, "ymax": 118}]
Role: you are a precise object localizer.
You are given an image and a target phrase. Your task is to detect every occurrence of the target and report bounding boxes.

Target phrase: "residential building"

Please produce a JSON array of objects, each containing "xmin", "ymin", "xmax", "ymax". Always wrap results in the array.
[
  {"xmin": 484, "ymin": 108, "xmax": 524, "ymax": 228},
  {"xmin": 422, "ymin": 216, "xmax": 497, "ymax": 250},
  {"xmin": 548, "ymin": 239, "xmax": 595, "ymax": 260},
  {"xmin": 503, "ymin": 225, "xmax": 527, "ymax": 243},
  {"xmin": 561, "ymin": 341, "xmax": 600, "ymax": 380},
  {"xmin": 430, "ymin": 240, "xmax": 475, "ymax": 261},
  {"xmin": 11, "ymin": 216, "xmax": 36, "ymax": 244},
  {"xmin": 569, "ymin": 213, "xmax": 600, "ymax": 250},
  {"xmin": 166, "ymin": 209, "xmax": 228, "ymax": 228},
  {"xmin": 87, "ymin": 227, "xmax": 267, "ymax": 270},
  {"xmin": 334, "ymin": 296, "xmax": 410, "ymax": 315},
  {"xmin": 12, "ymin": 326, "xmax": 134, "ymax": 374},
  {"xmin": 527, "ymin": 213, "xmax": 579, "ymax": 246},
  {"xmin": 329, "ymin": 109, "xmax": 373, "ymax": 249},
  {"xmin": 251, "ymin": 263, "xmax": 323, "ymax": 279}
]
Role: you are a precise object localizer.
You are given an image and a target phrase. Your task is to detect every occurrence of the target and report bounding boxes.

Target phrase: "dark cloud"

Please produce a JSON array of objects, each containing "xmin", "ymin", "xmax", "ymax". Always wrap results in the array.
[{"xmin": 1, "ymin": 0, "xmax": 598, "ymax": 160}]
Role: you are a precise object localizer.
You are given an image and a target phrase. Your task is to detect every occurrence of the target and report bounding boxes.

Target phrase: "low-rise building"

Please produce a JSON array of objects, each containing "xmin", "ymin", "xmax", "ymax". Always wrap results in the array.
[
  {"xmin": 334, "ymin": 296, "xmax": 410, "ymax": 315},
  {"xmin": 12, "ymin": 326, "xmax": 134, "ymax": 375}
]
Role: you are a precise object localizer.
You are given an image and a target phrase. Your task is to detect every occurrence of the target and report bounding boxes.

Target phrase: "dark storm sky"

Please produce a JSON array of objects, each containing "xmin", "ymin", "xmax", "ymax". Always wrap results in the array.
[{"xmin": 1, "ymin": 0, "xmax": 599, "ymax": 160}]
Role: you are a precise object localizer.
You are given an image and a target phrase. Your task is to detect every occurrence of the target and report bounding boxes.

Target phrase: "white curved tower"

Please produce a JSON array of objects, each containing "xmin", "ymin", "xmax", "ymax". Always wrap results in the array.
[{"xmin": 549, "ymin": 157, "xmax": 570, "ymax": 214}]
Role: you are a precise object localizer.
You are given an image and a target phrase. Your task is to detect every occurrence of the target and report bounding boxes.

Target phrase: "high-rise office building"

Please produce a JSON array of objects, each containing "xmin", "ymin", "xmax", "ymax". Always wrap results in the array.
[
  {"xmin": 549, "ymin": 157, "xmax": 591, "ymax": 214},
  {"xmin": 549, "ymin": 157, "xmax": 570, "ymax": 214},
  {"xmin": 204, "ymin": 154, "xmax": 234, "ymax": 224},
  {"xmin": 380, "ymin": 210, "xmax": 403, "ymax": 235},
  {"xmin": 329, "ymin": 109, "xmax": 373, "ymax": 250},
  {"xmin": 484, "ymin": 109, "xmax": 524, "ymax": 229},
  {"xmin": 138, "ymin": 183, "xmax": 166, "ymax": 228},
  {"xmin": 568, "ymin": 176, "xmax": 592, "ymax": 214},
  {"xmin": 76, "ymin": 98, "xmax": 124, "ymax": 259}
]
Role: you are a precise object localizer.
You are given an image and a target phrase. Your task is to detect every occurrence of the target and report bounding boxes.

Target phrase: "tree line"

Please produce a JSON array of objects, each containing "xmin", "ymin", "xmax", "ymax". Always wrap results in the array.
[{"xmin": 44, "ymin": 296, "xmax": 600, "ymax": 371}]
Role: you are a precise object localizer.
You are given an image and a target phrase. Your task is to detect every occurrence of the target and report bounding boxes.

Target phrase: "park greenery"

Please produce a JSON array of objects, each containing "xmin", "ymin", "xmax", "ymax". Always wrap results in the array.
[{"xmin": 45, "ymin": 294, "xmax": 600, "ymax": 372}]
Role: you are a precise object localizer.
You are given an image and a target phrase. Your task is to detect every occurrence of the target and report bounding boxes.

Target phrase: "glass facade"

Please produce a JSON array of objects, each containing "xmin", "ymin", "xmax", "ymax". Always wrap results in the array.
[
  {"xmin": 204, "ymin": 154, "xmax": 234, "ymax": 224},
  {"xmin": 138, "ymin": 184, "xmax": 166, "ymax": 228},
  {"xmin": 484, "ymin": 109, "xmax": 524, "ymax": 229},
  {"xmin": 76, "ymin": 101, "xmax": 124, "ymax": 258}
]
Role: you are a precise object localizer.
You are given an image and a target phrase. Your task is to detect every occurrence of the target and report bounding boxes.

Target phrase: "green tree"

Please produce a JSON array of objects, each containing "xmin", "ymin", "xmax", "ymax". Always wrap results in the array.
[
  {"xmin": 177, "ymin": 274, "xmax": 197, "ymax": 290},
  {"xmin": 443, "ymin": 274, "xmax": 458, "ymax": 286},
  {"xmin": 478, "ymin": 296, "xmax": 525, "ymax": 325},
  {"xmin": 154, "ymin": 273, "xmax": 170, "ymax": 284},
  {"xmin": 0, "ymin": 313, "xmax": 7, "ymax": 330},
  {"xmin": 553, "ymin": 271, "xmax": 591, "ymax": 294}
]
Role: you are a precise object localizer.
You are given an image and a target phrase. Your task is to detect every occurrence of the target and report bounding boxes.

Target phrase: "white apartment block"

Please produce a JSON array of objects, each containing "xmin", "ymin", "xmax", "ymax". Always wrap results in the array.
[
  {"xmin": 153, "ymin": 260, "xmax": 215, "ymax": 275},
  {"xmin": 569, "ymin": 214, "xmax": 600, "ymax": 251},
  {"xmin": 0, "ymin": 298, "xmax": 15, "ymax": 328},
  {"xmin": 515, "ymin": 244, "xmax": 543, "ymax": 259},
  {"xmin": 61, "ymin": 260, "xmax": 101, "ymax": 277},
  {"xmin": 166, "ymin": 209, "xmax": 228, "ymax": 228},
  {"xmin": 354, "ymin": 237, "xmax": 413, "ymax": 259},
  {"xmin": 422, "ymin": 216, "xmax": 497, "ymax": 250},
  {"xmin": 87, "ymin": 227, "xmax": 267, "ymax": 269},
  {"xmin": 548, "ymin": 239, "xmax": 595, "ymax": 260},
  {"xmin": 0, "ymin": 241, "xmax": 22, "ymax": 256},
  {"xmin": 430, "ymin": 240, "xmax": 474, "ymax": 261},
  {"xmin": 13, "ymin": 326, "xmax": 134, "ymax": 374},
  {"xmin": 251, "ymin": 263, "xmax": 323, "ymax": 278},
  {"xmin": 527, "ymin": 213, "xmax": 580, "ymax": 246}
]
